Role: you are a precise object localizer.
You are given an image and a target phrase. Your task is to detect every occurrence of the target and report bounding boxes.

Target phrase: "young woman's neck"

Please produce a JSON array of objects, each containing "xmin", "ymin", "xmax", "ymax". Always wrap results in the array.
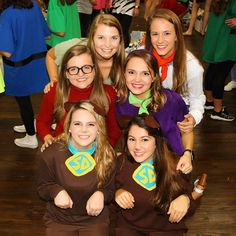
[{"xmin": 97, "ymin": 58, "xmax": 113, "ymax": 81}]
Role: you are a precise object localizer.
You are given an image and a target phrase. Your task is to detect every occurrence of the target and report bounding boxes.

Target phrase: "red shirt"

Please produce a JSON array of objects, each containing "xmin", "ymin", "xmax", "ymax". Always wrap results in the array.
[{"xmin": 36, "ymin": 83, "xmax": 121, "ymax": 147}]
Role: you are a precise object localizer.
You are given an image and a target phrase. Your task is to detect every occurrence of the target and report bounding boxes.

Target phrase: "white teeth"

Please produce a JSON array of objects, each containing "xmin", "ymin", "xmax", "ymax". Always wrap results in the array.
[
  {"xmin": 132, "ymin": 84, "xmax": 143, "ymax": 89},
  {"xmin": 134, "ymin": 152, "xmax": 143, "ymax": 157},
  {"xmin": 76, "ymin": 78, "xmax": 86, "ymax": 82},
  {"xmin": 157, "ymin": 45, "xmax": 166, "ymax": 49}
]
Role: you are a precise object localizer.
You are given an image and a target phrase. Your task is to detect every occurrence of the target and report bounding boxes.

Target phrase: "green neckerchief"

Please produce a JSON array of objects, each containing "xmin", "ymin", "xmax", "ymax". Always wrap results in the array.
[{"xmin": 128, "ymin": 90, "xmax": 152, "ymax": 114}]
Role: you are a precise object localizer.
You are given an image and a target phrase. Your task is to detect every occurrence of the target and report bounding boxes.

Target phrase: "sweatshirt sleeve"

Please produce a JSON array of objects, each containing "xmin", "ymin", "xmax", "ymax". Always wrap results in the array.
[
  {"xmin": 98, "ymin": 165, "xmax": 116, "ymax": 204},
  {"xmin": 36, "ymin": 83, "xmax": 57, "ymax": 141},
  {"xmin": 37, "ymin": 147, "xmax": 65, "ymax": 201}
]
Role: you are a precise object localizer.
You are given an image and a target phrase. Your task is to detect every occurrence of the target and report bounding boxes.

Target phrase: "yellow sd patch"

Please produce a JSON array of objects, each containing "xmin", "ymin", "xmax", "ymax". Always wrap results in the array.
[
  {"xmin": 132, "ymin": 163, "xmax": 156, "ymax": 191},
  {"xmin": 65, "ymin": 152, "xmax": 96, "ymax": 176}
]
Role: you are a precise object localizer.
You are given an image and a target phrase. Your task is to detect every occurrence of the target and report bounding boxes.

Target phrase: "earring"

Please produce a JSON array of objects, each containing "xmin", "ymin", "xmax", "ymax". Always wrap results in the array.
[{"xmin": 69, "ymin": 130, "xmax": 71, "ymax": 133}]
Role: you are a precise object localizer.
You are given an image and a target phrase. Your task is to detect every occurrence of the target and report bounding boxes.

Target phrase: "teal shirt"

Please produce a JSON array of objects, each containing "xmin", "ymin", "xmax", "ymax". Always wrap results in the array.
[{"xmin": 46, "ymin": 0, "xmax": 81, "ymax": 47}]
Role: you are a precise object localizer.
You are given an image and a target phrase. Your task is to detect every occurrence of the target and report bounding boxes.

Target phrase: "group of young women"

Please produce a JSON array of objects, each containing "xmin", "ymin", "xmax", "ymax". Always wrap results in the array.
[
  {"xmin": 0, "ymin": 1, "xmax": 207, "ymax": 235},
  {"xmin": 35, "ymin": 7, "xmax": 206, "ymax": 235}
]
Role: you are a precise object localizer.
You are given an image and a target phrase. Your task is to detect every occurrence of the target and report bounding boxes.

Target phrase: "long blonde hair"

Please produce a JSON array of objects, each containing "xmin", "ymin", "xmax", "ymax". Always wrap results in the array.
[
  {"xmin": 87, "ymin": 13, "xmax": 125, "ymax": 89},
  {"xmin": 145, "ymin": 8, "xmax": 187, "ymax": 94},
  {"xmin": 54, "ymin": 45, "xmax": 110, "ymax": 121},
  {"xmin": 63, "ymin": 101, "xmax": 116, "ymax": 188}
]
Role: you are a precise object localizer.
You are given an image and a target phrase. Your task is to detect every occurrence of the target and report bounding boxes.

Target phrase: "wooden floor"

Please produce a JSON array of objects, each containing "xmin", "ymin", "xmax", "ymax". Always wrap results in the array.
[{"xmin": 1, "ymin": 15, "xmax": 236, "ymax": 236}]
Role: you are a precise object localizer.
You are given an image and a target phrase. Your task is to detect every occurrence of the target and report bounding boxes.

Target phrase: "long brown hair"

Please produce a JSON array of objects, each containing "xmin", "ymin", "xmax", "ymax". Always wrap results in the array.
[
  {"xmin": 145, "ymin": 8, "xmax": 187, "ymax": 94},
  {"xmin": 54, "ymin": 45, "xmax": 110, "ymax": 121},
  {"xmin": 87, "ymin": 13, "xmax": 125, "ymax": 88},
  {"xmin": 62, "ymin": 101, "xmax": 116, "ymax": 188},
  {"xmin": 123, "ymin": 115, "xmax": 188, "ymax": 212},
  {"xmin": 118, "ymin": 49, "xmax": 166, "ymax": 112}
]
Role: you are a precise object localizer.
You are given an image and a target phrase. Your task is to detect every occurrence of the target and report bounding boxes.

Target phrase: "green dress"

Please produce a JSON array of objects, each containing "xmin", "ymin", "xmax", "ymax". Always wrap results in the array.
[
  {"xmin": 46, "ymin": 0, "xmax": 81, "ymax": 47},
  {"xmin": 202, "ymin": 0, "xmax": 236, "ymax": 63}
]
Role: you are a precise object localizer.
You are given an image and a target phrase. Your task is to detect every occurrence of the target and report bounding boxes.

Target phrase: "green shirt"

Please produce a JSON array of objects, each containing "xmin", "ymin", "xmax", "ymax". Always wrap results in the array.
[{"xmin": 46, "ymin": 0, "xmax": 81, "ymax": 47}]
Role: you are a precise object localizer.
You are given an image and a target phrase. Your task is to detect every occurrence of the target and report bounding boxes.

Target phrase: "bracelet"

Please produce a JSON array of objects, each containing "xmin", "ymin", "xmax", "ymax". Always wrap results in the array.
[{"xmin": 184, "ymin": 149, "xmax": 195, "ymax": 161}]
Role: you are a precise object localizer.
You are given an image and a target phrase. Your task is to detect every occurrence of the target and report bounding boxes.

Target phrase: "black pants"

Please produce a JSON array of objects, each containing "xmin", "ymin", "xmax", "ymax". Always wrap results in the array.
[
  {"xmin": 112, "ymin": 13, "xmax": 133, "ymax": 48},
  {"xmin": 91, "ymin": 9, "xmax": 102, "ymax": 25},
  {"xmin": 204, "ymin": 61, "xmax": 235, "ymax": 99},
  {"xmin": 79, "ymin": 13, "xmax": 92, "ymax": 38},
  {"xmin": 15, "ymin": 96, "xmax": 35, "ymax": 135}
]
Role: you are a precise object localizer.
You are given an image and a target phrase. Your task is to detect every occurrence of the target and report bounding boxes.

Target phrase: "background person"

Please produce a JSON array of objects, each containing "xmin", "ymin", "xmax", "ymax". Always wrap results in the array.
[
  {"xmin": 202, "ymin": 0, "xmax": 236, "ymax": 121},
  {"xmin": 0, "ymin": 0, "xmax": 50, "ymax": 149}
]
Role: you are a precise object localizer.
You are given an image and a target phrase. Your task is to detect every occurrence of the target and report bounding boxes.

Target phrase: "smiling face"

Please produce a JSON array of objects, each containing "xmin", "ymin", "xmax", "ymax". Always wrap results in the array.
[
  {"xmin": 127, "ymin": 125, "xmax": 156, "ymax": 163},
  {"xmin": 93, "ymin": 24, "xmax": 120, "ymax": 61},
  {"xmin": 150, "ymin": 18, "xmax": 177, "ymax": 58},
  {"xmin": 125, "ymin": 57, "xmax": 154, "ymax": 100},
  {"xmin": 69, "ymin": 109, "xmax": 98, "ymax": 150},
  {"xmin": 66, "ymin": 53, "xmax": 95, "ymax": 89}
]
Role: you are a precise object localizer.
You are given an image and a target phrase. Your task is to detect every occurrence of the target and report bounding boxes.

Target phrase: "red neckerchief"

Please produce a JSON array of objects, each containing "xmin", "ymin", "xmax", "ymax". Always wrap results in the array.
[{"xmin": 153, "ymin": 49, "xmax": 175, "ymax": 81}]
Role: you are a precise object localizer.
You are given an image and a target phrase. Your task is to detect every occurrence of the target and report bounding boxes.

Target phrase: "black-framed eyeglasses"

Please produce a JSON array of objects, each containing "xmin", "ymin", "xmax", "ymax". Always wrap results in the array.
[{"xmin": 66, "ymin": 65, "xmax": 94, "ymax": 75}]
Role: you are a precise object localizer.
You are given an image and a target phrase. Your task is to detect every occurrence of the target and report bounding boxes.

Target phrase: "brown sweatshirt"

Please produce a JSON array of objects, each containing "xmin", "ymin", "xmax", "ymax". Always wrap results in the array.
[{"xmin": 37, "ymin": 142, "xmax": 115, "ymax": 225}]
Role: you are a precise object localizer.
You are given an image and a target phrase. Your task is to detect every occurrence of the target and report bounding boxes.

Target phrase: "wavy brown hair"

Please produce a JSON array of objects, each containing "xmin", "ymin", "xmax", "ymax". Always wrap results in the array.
[
  {"xmin": 87, "ymin": 13, "xmax": 125, "ymax": 89},
  {"xmin": 62, "ymin": 101, "xmax": 116, "ymax": 188},
  {"xmin": 145, "ymin": 8, "xmax": 187, "ymax": 94},
  {"xmin": 118, "ymin": 49, "xmax": 166, "ymax": 112},
  {"xmin": 54, "ymin": 45, "xmax": 110, "ymax": 121},
  {"xmin": 123, "ymin": 115, "xmax": 188, "ymax": 212}
]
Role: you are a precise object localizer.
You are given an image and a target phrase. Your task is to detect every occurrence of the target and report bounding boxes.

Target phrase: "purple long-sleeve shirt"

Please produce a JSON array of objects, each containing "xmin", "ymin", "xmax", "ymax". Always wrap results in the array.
[{"xmin": 116, "ymin": 89, "xmax": 188, "ymax": 155}]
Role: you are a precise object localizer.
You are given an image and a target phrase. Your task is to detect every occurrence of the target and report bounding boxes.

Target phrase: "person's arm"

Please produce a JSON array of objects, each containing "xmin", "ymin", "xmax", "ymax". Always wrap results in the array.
[
  {"xmin": 168, "ymin": 194, "xmax": 190, "ymax": 223},
  {"xmin": 37, "ymin": 146, "xmax": 73, "ymax": 208},
  {"xmin": 201, "ymin": 0, "xmax": 212, "ymax": 35},
  {"xmin": 36, "ymin": 85, "xmax": 57, "ymax": 141},
  {"xmin": 176, "ymin": 130, "xmax": 194, "ymax": 174},
  {"xmin": 173, "ymin": 91, "xmax": 194, "ymax": 174},
  {"xmin": 0, "ymin": 51, "xmax": 12, "ymax": 57},
  {"xmin": 46, "ymin": 47, "xmax": 59, "ymax": 83},
  {"xmin": 37, "ymin": 148, "xmax": 65, "ymax": 201},
  {"xmin": 144, "ymin": 0, "xmax": 161, "ymax": 21},
  {"xmin": 133, "ymin": 0, "xmax": 140, "ymax": 17},
  {"xmin": 168, "ymin": 173, "xmax": 197, "ymax": 222},
  {"xmin": 86, "ymin": 152, "xmax": 116, "ymax": 216},
  {"xmin": 225, "ymin": 18, "xmax": 236, "ymax": 27},
  {"xmin": 115, "ymin": 188, "xmax": 135, "ymax": 209},
  {"xmin": 51, "ymin": 31, "xmax": 65, "ymax": 37},
  {"xmin": 90, "ymin": 0, "xmax": 97, "ymax": 6},
  {"xmin": 179, "ymin": 52, "xmax": 205, "ymax": 130}
]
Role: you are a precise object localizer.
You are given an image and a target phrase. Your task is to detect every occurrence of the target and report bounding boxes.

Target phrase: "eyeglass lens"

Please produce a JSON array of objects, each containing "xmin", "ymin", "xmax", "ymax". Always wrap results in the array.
[{"xmin": 67, "ymin": 65, "xmax": 94, "ymax": 75}]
